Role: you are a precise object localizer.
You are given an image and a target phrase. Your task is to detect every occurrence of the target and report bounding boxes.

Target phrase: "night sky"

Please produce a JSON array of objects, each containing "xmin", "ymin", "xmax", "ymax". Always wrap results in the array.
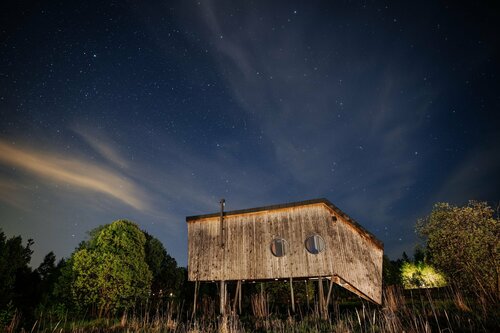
[{"xmin": 1, "ymin": 1, "xmax": 499, "ymax": 267}]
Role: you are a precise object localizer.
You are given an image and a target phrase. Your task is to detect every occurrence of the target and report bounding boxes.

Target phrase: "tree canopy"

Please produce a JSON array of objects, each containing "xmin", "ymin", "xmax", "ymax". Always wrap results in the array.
[
  {"xmin": 0, "ymin": 229, "xmax": 43, "ymax": 326},
  {"xmin": 1, "ymin": 222, "xmax": 185, "ymax": 326},
  {"xmin": 144, "ymin": 232, "xmax": 184, "ymax": 298},
  {"xmin": 0, "ymin": 230, "xmax": 34, "ymax": 306},
  {"xmin": 417, "ymin": 201, "xmax": 499, "ymax": 297},
  {"xmin": 63, "ymin": 220, "xmax": 153, "ymax": 316}
]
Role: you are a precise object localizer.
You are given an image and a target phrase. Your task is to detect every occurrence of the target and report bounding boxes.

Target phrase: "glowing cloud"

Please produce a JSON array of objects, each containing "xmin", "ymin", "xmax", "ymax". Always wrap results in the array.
[{"xmin": 0, "ymin": 140, "xmax": 149, "ymax": 211}]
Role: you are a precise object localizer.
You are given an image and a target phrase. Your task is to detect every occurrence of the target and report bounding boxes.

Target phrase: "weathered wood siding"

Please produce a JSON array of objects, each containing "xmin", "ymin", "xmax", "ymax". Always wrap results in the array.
[{"xmin": 188, "ymin": 202, "xmax": 383, "ymax": 303}]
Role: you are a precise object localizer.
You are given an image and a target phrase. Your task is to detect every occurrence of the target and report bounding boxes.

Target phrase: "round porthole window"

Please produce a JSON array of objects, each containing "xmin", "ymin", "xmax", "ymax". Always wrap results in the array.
[
  {"xmin": 305, "ymin": 234, "xmax": 325, "ymax": 254},
  {"xmin": 270, "ymin": 238, "xmax": 289, "ymax": 257}
]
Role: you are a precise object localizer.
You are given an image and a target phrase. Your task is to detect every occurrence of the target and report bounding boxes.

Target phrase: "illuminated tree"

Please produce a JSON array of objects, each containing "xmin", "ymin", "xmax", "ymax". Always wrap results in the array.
[
  {"xmin": 67, "ymin": 220, "xmax": 152, "ymax": 316},
  {"xmin": 400, "ymin": 262, "xmax": 446, "ymax": 289},
  {"xmin": 417, "ymin": 201, "xmax": 499, "ymax": 297}
]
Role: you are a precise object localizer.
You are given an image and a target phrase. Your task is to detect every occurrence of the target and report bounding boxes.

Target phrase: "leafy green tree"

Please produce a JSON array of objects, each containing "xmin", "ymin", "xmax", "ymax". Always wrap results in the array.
[
  {"xmin": 64, "ymin": 220, "xmax": 152, "ymax": 316},
  {"xmin": 417, "ymin": 201, "xmax": 499, "ymax": 297},
  {"xmin": 382, "ymin": 255, "xmax": 402, "ymax": 286},
  {"xmin": 144, "ymin": 232, "xmax": 185, "ymax": 299},
  {"xmin": 0, "ymin": 230, "xmax": 33, "ymax": 309},
  {"xmin": 400, "ymin": 262, "xmax": 447, "ymax": 289},
  {"xmin": 0, "ymin": 229, "xmax": 37, "ymax": 327},
  {"xmin": 37, "ymin": 252, "xmax": 56, "ymax": 282},
  {"xmin": 144, "ymin": 234, "xmax": 165, "ymax": 278},
  {"xmin": 46, "ymin": 258, "xmax": 72, "ymax": 319},
  {"xmin": 12, "ymin": 264, "xmax": 40, "ymax": 324},
  {"xmin": 412, "ymin": 244, "xmax": 426, "ymax": 264},
  {"xmin": 36, "ymin": 252, "xmax": 61, "ymax": 307}
]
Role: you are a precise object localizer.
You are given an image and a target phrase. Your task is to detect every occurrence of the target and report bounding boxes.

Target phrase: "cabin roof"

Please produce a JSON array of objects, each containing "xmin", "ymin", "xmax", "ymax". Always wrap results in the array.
[{"xmin": 186, "ymin": 198, "xmax": 383, "ymax": 249}]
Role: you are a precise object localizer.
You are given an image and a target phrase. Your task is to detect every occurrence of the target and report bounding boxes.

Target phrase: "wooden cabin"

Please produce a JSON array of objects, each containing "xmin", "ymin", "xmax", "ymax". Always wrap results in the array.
[{"xmin": 187, "ymin": 198, "xmax": 383, "ymax": 305}]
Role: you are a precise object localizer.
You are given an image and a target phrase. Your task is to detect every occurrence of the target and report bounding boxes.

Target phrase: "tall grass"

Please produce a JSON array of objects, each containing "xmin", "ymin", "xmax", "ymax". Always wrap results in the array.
[{"xmin": 5, "ymin": 285, "xmax": 499, "ymax": 333}]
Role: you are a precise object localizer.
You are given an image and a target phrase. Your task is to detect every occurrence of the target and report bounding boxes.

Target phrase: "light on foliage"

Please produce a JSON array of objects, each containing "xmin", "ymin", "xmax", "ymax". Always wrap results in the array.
[
  {"xmin": 417, "ymin": 201, "xmax": 499, "ymax": 296},
  {"xmin": 67, "ymin": 220, "xmax": 152, "ymax": 315},
  {"xmin": 401, "ymin": 262, "xmax": 447, "ymax": 289}
]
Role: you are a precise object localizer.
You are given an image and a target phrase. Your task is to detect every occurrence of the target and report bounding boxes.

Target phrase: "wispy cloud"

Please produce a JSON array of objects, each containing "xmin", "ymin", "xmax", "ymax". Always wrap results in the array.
[
  {"xmin": 193, "ymin": 0, "xmax": 426, "ymax": 194},
  {"xmin": 0, "ymin": 140, "xmax": 149, "ymax": 211},
  {"xmin": 72, "ymin": 127, "xmax": 129, "ymax": 169}
]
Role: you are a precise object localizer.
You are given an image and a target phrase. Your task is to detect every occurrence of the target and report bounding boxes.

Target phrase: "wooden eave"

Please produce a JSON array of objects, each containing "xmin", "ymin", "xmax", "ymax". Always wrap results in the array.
[{"xmin": 186, "ymin": 198, "xmax": 383, "ymax": 250}]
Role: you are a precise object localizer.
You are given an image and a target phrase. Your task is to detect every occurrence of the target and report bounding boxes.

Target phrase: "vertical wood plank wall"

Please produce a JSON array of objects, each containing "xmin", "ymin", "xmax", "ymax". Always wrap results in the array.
[{"xmin": 188, "ymin": 203, "xmax": 383, "ymax": 303}]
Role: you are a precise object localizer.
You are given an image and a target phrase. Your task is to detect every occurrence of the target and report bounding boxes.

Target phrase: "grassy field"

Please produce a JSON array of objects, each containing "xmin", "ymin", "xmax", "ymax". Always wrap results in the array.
[{"xmin": 5, "ymin": 285, "xmax": 499, "ymax": 333}]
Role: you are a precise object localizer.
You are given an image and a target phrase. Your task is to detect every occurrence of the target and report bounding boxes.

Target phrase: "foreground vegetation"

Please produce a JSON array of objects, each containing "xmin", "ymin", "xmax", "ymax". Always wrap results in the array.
[{"xmin": 3, "ymin": 284, "xmax": 499, "ymax": 332}]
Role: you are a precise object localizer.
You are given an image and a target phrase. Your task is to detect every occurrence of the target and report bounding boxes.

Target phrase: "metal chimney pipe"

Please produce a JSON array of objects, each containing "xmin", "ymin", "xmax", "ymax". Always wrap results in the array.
[{"xmin": 220, "ymin": 198, "xmax": 225, "ymax": 248}]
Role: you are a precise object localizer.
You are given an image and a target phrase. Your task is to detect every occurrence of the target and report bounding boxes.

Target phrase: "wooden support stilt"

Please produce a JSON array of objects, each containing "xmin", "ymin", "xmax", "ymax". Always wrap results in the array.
[
  {"xmin": 238, "ymin": 281, "xmax": 242, "ymax": 313},
  {"xmin": 192, "ymin": 280, "xmax": 199, "ymax": 320},
  {"xmin": 259, "ymin": 282, "xmax": 266, "ymax": 316},
  {"xmin": 233, "ymin": 280, "xmax": 241, "ymax": 313},
  {"xmin": 305, "ymin": 280, "xmax": 310, "ymax": 310},
  {"xmin": 318, "ymin": 276, "xmax": 327, "ymax": 319},
  {"xmin": 220, "ymin": 280, "xmax": 226, "ymax": 315},
  {"xmin": 218, "ymin": 199, "xmax": 227, "ymax": 318},
  {"xmin": 318, "ymin": 276, "xmax": 324, "ymax": 309},
  {"xmin": 326, "ymin": 276, "xmax": 334, "ymax": 307},
  {"xmin": 289, "ymin": 277, "xmax": 295, "ymax": 313}
]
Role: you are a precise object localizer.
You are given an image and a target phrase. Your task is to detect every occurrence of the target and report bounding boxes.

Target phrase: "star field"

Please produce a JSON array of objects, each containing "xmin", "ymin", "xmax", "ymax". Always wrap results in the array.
[{"xmin": 0, "ymin": 0, "xmax": 499, "ymax": 266}]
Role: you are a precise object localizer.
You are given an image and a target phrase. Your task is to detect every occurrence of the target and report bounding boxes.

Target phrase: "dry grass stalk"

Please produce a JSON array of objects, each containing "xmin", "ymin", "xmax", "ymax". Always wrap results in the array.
[
  {"xmin": 383, "ymin": 285, "xmax": 405, "ymax": 312},
  {"xmin": 250, "ymin": 293, "xmax": 268, "ymax": 318},
  {"xmin": 452, "ymin": 288, "xmax": 471, "ymax": 312},
  {"xmin": 120, "ymin": 311, "xmax": 127, "ymax": 327},
  {"xmin": 6, "ymin": 310, "xmax": 20, "ymax": 333}
]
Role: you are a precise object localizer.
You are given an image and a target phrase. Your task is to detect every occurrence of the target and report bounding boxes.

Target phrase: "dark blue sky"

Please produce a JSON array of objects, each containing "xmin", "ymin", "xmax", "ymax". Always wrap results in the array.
[{"xmin": 1, "ymin": 0, "xmax": 499, "ymax": 267}]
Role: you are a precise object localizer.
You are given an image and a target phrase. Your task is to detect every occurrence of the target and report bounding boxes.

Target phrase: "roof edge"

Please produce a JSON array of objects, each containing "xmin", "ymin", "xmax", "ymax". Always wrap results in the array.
[{"xmin": 186, "ymin": 198, "xmax": 328, "ymax": 221}]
